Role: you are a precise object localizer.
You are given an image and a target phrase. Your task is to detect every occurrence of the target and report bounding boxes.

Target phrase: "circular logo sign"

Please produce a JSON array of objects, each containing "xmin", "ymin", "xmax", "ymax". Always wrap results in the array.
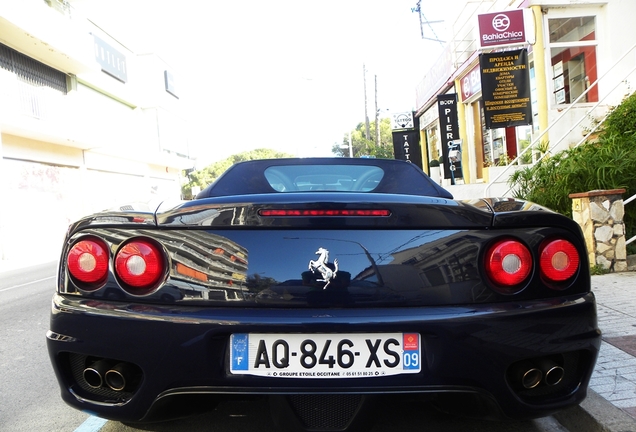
[{"xmin": 492, "ymin": 14, "xmax": 510, "ymax": 32}]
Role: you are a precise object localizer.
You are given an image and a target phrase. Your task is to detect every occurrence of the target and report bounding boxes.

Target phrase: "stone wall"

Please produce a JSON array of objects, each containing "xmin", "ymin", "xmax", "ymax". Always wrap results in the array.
[{"xmin": 570, "ymin": 189, "xmax": 627, "ymax": 272}]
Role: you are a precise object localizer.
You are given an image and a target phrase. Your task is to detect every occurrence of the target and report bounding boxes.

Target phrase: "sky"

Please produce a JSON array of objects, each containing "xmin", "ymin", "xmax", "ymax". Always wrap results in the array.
[{"xmin": 78, "ymin": 0, "xmax": 453, "ymax": 166}]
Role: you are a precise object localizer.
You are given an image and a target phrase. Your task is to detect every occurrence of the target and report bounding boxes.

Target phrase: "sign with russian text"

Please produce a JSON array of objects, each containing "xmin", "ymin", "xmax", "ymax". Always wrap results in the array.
[{"xmin": 479, "ymin": 49, "xmax": 532, "ymax": 129}]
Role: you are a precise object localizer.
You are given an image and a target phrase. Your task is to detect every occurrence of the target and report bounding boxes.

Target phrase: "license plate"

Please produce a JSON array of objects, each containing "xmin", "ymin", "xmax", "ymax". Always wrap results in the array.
[{"xmin": 230, "ymin": 333, "xmax": 421, "ymax": 378}]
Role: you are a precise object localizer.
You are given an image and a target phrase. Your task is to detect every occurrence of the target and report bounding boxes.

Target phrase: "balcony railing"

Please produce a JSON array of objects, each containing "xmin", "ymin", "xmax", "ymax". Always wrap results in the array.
[{"xmin": 484, "ymin": 41, "xmax": 636, "ymax": 197}]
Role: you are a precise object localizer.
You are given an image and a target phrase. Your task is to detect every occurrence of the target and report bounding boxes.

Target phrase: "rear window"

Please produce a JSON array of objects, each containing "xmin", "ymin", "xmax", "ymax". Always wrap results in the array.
[{"xmin": 264, "ymin": 165, "xmax": 384, "ymax": 192}]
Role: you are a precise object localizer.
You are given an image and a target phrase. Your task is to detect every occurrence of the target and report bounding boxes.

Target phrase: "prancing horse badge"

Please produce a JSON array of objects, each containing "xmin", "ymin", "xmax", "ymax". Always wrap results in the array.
[{"xmin": 308, "ymin": 247, "xmax": 338, "ymax": 289}]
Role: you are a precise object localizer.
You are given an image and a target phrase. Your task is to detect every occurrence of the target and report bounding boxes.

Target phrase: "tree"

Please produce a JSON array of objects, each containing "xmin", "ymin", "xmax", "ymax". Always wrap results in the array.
[
  {"xmin": 181, "ymin": 148, "xmax": 293, "ymax": 199},
  {"xmin": 332, "ymin": 118, "xmax": 394, "ymax": 158}
]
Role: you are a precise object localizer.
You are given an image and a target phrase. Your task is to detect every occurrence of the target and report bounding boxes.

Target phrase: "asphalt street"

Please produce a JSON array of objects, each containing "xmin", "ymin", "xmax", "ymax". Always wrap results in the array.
[{"xmin": 0, "ymin": 261, "xmax": 89, "ymax": 431}]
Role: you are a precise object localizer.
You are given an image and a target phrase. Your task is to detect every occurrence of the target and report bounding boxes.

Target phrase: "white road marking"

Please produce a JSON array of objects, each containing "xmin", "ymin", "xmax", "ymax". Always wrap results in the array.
[
  {"xmin": 0, "ymin": 276, "xmax": 55, "ymax": 292},
  {"xmin": 74, "ymin": 415, "xmax": 108, "ymax": 432}
]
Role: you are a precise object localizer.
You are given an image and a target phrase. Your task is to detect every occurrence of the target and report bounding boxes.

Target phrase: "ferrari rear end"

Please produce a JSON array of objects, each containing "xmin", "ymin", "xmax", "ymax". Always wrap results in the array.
[{"xmin": 46, "ymin": 158, "xmax": 600, "ymax": 431}]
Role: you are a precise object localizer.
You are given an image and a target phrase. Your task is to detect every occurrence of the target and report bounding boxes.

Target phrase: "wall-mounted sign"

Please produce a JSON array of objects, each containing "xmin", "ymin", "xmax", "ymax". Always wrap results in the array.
[
  {"xmin": 391, "ymin": 112, "xmax": 422, "ymax": 169},
  {"xmin": 392, "ymin": 130, "xmax": 422, "ymax": 169},
  {"xmin": 478, "ymin": 9, "xmax": 534, "ymax": 49},
  {"xmin": 460, "ymin": 63, "xmax": 482, "ymax": 101},
  {"xmin": 391, "ymin": 112, "xmax": 414, "ymax": 130},
  {"xmin": 480, "ymin": 49, "xmax": 532, "ymax": 129},
  {"xmin": 436, "ymin": 94, "xmax": 463, "ymax": 183}
]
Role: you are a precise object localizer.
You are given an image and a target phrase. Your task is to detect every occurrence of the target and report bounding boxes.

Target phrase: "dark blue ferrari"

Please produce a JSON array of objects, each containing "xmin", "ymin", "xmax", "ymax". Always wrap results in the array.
[{"xmin": 47, "ymin": 158, "xmax": 600, "ymax": 431}]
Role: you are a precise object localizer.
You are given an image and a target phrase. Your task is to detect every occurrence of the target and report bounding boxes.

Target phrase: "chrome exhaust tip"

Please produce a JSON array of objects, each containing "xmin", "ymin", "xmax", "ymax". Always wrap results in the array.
[
  {"xmin": 539, "ymin": 359, "xmax": 565, "ymax": 386},
  {"xmin": 512, "ymin": 361, "xmax": 543, "ymax": 389},
  {"xmin": 520, "ymin": 367, "xmax": 543, "ymax": 389},
  {"xmin": 83, "ymin": 360, "xmax": 111, "ymax": 389},
  {"xmin": 105, "ymin": 362, "xmax": 133, "ymax": 391}
]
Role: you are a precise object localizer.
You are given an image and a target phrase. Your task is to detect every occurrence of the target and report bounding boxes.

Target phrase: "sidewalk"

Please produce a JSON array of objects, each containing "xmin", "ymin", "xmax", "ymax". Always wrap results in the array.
[
  {"xmin": 554, "ymin": 272, "xmax": 636, "ymax": 432},
  {"xmin": 590, "ymin": 272, "xmax": 636, "ymax": 418}
]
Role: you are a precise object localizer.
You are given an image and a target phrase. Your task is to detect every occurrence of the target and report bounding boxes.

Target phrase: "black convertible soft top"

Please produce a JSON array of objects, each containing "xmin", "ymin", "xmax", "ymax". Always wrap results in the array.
[{"xmin": 196, "ymin": 158, "xmax": 453, "ymax": 199}]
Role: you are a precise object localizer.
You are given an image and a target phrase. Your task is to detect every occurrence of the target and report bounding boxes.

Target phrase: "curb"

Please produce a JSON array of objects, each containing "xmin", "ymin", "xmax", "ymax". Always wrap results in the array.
[{"xmin": 554, "ymin": 389, "xmax": 636, "ymax": 432}]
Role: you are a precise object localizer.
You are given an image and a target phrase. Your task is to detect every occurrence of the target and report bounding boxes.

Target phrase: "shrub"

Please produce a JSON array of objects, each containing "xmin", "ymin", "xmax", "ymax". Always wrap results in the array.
[
  {"xmin": 603, "ymin": 92, "xmax": 636, "ymax": 136},
  {"xmin": 509, "ymin": 132, "xmax": 636, "ymax": 217}
]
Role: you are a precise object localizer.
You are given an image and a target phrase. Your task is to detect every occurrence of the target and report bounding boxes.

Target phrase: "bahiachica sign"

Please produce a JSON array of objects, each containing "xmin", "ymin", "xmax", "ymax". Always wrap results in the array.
[{"xmin": 478, "ymin": 9, "xmax": 532, "ymax": 49}]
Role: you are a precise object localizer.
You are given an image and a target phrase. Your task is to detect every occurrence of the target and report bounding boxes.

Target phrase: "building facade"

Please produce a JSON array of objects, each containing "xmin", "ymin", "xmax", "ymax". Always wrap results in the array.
[
  {"xmin": 0, "ymin": 0, "xmax": 192, "ymax": 260},
  {"xmin": 415, "ymin": 0, "xmax": 636, "ymax": 199}
]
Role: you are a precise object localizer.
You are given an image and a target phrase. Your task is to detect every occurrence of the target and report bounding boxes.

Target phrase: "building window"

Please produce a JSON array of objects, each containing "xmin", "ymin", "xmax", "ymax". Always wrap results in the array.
[
  {"xmin": 548, "ymin": 16, "xmax": 598, "ymax": 104},
  {"xmin": 93, "ymin": 35, "xmax": 128, "ymax": 83}
]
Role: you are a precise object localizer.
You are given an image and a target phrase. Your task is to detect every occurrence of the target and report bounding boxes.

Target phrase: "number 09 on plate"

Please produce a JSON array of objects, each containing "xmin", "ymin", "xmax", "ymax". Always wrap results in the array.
[{"xmin": 230, "ymin": 333, "xmax": 421, "ymax": 378}]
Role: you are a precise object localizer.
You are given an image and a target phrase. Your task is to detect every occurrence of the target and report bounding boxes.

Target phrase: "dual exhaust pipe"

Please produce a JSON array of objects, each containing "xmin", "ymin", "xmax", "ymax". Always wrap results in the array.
[
  {"xmin": 83, "ymin": 360, "xmax": 137, "ymax": 392},
  {"xmin": 513, "ymin": 358, "xmax": 564, "ymax": 389}
]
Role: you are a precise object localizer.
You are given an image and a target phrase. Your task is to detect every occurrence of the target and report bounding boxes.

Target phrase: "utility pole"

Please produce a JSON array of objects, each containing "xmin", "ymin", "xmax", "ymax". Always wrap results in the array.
[
  {"xmin": 363, "ymin": 64, "xmax": 370, "ymax": 141},
  {"xmin": 374, "ymin": 74, "xmax": 380, "ymax": 146}
]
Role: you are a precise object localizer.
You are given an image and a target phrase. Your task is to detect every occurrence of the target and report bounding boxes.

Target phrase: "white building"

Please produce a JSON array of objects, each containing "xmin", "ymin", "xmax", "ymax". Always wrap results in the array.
[
  {"xmin": 0, "ymin": 0, "xmax": 193, "ymax": 261},
  {"xmin": 415, "ymin": 0, "xmax": 636, "ymax": 199}
]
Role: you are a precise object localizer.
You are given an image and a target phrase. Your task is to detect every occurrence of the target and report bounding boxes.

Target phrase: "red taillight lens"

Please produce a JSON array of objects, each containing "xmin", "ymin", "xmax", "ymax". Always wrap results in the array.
[
  {"xmin": 485, "ymin": 239, "xmax": 532, "ymax": 292},
  {"xmin": 114, "ymin": 239, "xmax": 165, "ymax": 294},
  {"xmin": 540, "ymin": 239, "xmax": 579, "ymax": 283},
  {"xmin": 67, "ymin": 238, "xmax": 109, "ymax": 289}
]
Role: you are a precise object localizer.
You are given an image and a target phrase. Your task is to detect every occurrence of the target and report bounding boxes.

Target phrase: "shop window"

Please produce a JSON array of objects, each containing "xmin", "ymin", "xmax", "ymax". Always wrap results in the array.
[
  {"xmin": 548, "ymin": 16, "xmax": 598, "ymax": 104},
  {"xmin": 426, "ymin": 125, "xmax": 440, "ymax": 162}
]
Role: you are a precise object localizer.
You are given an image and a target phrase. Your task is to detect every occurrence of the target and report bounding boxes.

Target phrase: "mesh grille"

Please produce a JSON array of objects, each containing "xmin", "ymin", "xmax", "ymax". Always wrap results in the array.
[{"xmin": 288, "ymin": 394, "xmax": 362, "ymax": 430}]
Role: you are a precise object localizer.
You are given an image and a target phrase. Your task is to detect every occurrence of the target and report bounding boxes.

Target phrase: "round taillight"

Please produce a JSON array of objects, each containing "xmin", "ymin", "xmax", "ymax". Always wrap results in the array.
[
  {"xmin": 485, "ymin": 239, "xmax": 532, "ymax": 292},
  {"xmin": 115, "ymin": 239, "xmax": 165, "ymax": 294},
  {"xmin": 540, "ymin": 239, "xmax": 579, "ymax": 283},
  {"xmin": 67, "ymin": 238, "xmax": 109, "ymax": 289}
]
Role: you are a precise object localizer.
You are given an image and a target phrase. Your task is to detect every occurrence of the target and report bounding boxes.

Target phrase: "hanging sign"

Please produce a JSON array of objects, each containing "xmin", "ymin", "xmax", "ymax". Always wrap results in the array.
[
  {"xmin": 391, "ymin": 112, "xmax": 414, "ymax": 130},
  {"xmin": 392, "ymin": 129, "xmax": 422, "ymax": 169},
  {"xmin": 391, "ymin": 112, "xmax": 422, "ymax": 169},
  {"xmin": 478, "ymin": 9, "xmax": 534, "ymax": 48},
  {"xmin": 436, "ymin": 94, "xmax": 463, "ymax": 183},
  {"xmin": 479, "ymin": 48, "xmax": 532, "ymax": 129}
]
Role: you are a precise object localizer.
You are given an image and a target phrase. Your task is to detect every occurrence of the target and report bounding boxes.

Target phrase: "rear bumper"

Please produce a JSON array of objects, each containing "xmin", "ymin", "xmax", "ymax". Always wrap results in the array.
[{"xmin": 47, "ymin": 292, "xmax": 600, "ymax": 422}]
